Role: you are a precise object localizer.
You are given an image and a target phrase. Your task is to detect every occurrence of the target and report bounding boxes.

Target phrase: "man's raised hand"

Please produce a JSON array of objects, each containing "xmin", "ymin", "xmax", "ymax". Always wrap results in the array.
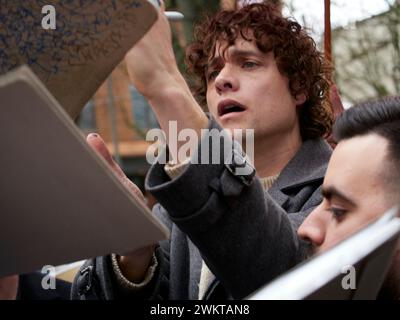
[{"xmin": 86, "ymin": 133, "xmax": 156, "ymax": 283}]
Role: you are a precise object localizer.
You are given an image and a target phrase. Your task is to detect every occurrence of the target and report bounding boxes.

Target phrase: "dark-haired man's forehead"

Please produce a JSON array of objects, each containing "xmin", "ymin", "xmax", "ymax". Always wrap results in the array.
[
  {"xmin": 323, "ymin": 133, "xmax": 392, "ymax": 206},
  {"xmin": 207, "ymin": 28, "xmax": 258, "ymax": 61}
]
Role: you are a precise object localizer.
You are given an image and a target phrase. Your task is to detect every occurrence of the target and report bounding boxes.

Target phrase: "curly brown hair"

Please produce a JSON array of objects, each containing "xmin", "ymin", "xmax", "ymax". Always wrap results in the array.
[{"xmin": 185, "ymin": 3, "xmax": 333, "ymax": 140}]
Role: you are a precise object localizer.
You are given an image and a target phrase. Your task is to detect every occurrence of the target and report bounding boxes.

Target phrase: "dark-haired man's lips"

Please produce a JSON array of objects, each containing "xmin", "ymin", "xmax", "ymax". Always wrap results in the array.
[{"xmin": 217, "ymin": 99, "xmax": 247, "ymax": 120}]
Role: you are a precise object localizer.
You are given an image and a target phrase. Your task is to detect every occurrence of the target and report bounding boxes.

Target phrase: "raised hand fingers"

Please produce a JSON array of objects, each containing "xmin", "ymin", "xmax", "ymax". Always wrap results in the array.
[
  {"xmin": 86, "ymin": 133, "xmax": 145, "ymax": 203},
  {"xmin": 86, "ymin": 133, "xmax": 125, "ymax": 179}
]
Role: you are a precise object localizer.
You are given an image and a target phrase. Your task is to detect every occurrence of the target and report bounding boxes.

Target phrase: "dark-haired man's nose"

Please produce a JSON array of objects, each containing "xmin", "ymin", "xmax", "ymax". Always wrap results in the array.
[
  {"xmin": 298, "ymin": 204, "xmax": 327, "ymax": 248},
  {"xmin": 215, "ymin": 68, "xmax": 239, "ymax": 94}
]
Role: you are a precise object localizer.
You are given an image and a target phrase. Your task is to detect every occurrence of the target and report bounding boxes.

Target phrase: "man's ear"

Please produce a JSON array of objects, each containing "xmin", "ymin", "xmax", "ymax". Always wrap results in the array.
[{"xmin": 294, "ymin": 93, "xmax": 307, "ymax": 107}]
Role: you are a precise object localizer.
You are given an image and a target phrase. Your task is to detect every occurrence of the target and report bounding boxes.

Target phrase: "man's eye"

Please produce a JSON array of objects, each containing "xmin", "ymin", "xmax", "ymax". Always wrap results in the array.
[
  {"xmin": 328, "ymin": 207, "xmax": 347, "ymax": 221},
  {"xmin": 242, "ymin": 61, "xmax": 258, "ymax": 69}
]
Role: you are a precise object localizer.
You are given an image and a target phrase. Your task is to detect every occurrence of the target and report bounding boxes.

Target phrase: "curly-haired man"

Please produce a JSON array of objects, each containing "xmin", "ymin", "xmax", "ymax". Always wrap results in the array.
[{"xmin": 73, "ymin": 2, "xmax": 333, "ymax": 300}]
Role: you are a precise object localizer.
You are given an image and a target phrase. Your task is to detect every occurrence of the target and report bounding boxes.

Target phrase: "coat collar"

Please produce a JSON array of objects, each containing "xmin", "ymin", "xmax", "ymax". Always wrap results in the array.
[{"xmin": 268, "ymin": 138, "xmax": 332, "ymax": 207}]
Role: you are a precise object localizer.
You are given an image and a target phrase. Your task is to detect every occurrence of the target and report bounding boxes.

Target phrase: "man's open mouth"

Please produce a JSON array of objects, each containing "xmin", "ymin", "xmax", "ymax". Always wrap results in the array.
[{"xmin": 218, "ymin": 99, "xmax": 247, "ymax": 117}]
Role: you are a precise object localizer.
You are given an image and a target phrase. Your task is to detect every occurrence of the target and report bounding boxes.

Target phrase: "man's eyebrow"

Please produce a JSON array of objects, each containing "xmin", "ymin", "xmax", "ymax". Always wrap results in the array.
[
  {"xmin": 228, "ymin": 48, "xmax": 261, "ymax": 59},
  {"xmin": 321, "ymin": 186, "xmax": 357, "ymax": 207}
]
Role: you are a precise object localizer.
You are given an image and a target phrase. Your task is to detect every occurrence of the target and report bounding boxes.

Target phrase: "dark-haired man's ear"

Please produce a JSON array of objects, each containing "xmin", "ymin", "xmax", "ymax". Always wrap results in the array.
[{"xmin": 294, "ymin": 93, "xmax": 307, "ymax": 107}]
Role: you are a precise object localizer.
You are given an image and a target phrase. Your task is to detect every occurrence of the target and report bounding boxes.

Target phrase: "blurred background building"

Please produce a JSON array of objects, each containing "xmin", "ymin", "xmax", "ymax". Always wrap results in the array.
[{"xmin": 332, "ymin": 2, "xmax": 400, "ymax": 105}]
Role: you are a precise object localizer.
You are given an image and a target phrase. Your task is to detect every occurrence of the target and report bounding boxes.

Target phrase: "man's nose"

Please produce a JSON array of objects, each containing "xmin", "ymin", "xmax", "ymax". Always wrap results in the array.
[
  {"xmin": 215, "ymin": 67, "xmax": 239, "ymax": 94},
  {"xmin": 297, "ymin": 205, "xmax": 328, "ymax": 248}
]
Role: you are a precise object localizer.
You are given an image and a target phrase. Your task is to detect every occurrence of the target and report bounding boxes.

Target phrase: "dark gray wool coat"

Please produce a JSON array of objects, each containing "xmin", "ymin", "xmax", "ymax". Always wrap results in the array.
[{"xmin": 71, "ymin": 117, "xmax": 332, "ymax": 300}]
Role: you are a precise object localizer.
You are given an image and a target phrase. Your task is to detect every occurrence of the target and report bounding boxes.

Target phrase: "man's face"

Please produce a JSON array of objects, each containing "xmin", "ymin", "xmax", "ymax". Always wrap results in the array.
[
  {"xmin": 205, "ymin": 35, "xmax": 305, "ymax": 140},
  {"xmin": 298, "ymin": 134, "xmax": 394, "ymax": 254}
]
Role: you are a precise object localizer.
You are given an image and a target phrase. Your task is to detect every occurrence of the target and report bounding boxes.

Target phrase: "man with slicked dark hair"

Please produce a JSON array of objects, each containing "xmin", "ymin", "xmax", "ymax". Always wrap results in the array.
[{"xmin": 299, "ymin": 96, "xmax": 400, "ymax": 299}]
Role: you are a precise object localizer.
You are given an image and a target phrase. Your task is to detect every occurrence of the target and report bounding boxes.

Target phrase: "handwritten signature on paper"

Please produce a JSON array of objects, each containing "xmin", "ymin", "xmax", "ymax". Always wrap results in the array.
[{"xmin": 0, "ymin": 0, "xmax": 143, "ymax": 81}]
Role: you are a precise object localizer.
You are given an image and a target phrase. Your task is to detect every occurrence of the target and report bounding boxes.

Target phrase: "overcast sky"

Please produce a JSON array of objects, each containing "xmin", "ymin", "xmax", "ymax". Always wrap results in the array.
[{"xmin": 284, "ymin": 0, "xmax": 394, "ymax": 38}]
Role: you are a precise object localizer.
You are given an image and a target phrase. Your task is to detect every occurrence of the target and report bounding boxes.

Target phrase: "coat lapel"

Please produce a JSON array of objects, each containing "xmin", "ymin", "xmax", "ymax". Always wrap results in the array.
[{"xmin": 268, "ymin": 138, "xmax": 332, "ymax": 206}]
